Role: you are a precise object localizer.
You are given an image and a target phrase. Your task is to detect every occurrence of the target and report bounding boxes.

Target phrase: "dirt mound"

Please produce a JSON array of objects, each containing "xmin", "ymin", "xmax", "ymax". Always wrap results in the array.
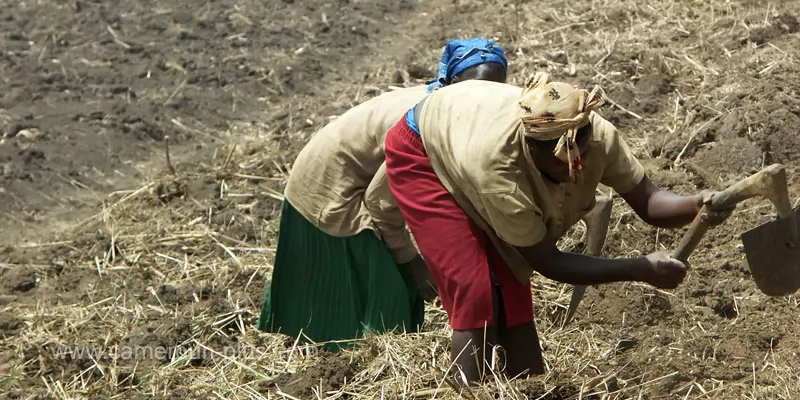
[
  {"xmin": 268, "ymin": 353, "xmax": 358, "ymax": 397},
  {"xmin": 0, "ymin": 0, "xmax": 424, "ymax": 245},
  {"xmin": 1, "ymin": 267, "xmax": 37, "ymax": 293},
  {"xmin": 649, "ymin": 12, "xmax": 800, "ymax": 188},
  {"xmin": 0, "ymin": 313, "xmax": 24, "ymax": 338}
]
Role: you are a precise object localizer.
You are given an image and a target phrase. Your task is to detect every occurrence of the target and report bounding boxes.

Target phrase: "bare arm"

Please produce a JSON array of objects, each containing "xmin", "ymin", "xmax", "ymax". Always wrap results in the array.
[
  {"xmin": 618, "ymin": 175, "xmax": 702, "ymax": 229},
  {"xmin": 516, "ymin": 234, "xmax": 648, "ymax": 284},
  {"xmin": 514, "ymin": 234, "xmax": 686, "ymax": 289}
]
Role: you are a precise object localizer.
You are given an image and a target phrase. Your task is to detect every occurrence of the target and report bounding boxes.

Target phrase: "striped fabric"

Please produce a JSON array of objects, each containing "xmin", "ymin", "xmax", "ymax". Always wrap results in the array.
[{"xmin": 257, "ymin": 200, "xmax": 424, "ymax": 351}]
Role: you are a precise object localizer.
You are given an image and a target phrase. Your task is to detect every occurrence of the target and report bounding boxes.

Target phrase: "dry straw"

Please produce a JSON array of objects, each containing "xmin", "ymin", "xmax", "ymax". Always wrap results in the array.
[{"xmin": 3, "ymin": 0, "xmax": 800, "ymax": 399}]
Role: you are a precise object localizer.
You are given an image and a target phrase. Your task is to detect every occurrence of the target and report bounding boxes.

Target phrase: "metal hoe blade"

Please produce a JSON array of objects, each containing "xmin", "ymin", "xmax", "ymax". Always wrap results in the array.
[
  {"xmin": 564, "ymin": 195, "xmax": 613, "ymax": 326},
  {"xmin": 740, "ymin": 213, "xmax": 800, "ymax": 297},
  {"xmin": 564, "ymin": 285, "xmax": 587, "ymax": 325}
]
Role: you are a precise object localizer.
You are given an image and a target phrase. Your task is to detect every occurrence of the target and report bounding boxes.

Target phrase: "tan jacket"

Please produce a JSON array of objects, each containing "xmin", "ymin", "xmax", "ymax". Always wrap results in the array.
[
  {"xmin": 284, "ymin": 85, "xmax": 428, "ymax": 264},
  {"xmin": 417, "ymin": 80, "xmax": 645, "ymax": 283}
]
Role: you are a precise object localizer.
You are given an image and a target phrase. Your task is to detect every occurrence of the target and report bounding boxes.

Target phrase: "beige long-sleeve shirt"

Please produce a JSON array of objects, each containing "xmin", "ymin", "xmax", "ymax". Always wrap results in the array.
[
  {"xmin": 416, "ymin": 80, "xmax": 645, "ymax": 283},
  {"xmin": 284, "ymin": 85, "xmax": 428, "ymax": 263}
]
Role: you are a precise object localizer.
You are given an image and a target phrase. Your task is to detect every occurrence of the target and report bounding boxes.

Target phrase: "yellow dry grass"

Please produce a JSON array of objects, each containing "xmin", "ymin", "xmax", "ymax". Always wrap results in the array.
[{"xmin": 2, "ymin": 0, "xmax": 800, "ymax": 399}]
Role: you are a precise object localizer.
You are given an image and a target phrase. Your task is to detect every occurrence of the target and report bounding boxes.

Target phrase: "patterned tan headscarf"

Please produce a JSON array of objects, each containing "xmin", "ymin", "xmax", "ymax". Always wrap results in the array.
[{"xmin": 518, "ymin": 72, "xmax": 606, "ymax": 181}]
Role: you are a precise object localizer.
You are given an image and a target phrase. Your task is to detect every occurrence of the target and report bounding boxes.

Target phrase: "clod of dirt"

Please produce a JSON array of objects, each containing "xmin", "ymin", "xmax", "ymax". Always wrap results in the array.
[
  {"xmin": 122, "ymin": 317, "xmax": 196, "ymax": 367},
  {"xmin": 208, "ymin": 297, "xmax": 234, "ymax": 316},
  {"xmin": 613, "ymin": 290, "xmax": 677, "ymax": 326},
  {"xmin": 3, "ymin": 122, "xmax": 37, "ymax": 139},
  {"xmin": 19, "ymin": 148, "xmax": 46, "ymax": 165},
  {"xmin": 207, "ymin": 204, "xmax": 260, "ymax": 241},
  {"xmin": 392, "ymin": 70, "xmax": 405, "ymax": 84},
  {"xmin": 153, "ymin": 175, "xmax": 186, "ymax": 204},
  {"xmin": 719, "ymin": 261, "xmax": 751, "ymax": 279},
  {"xmin": 516, "ymin": 380, "xmax": 580, "ymax": 399},
  {"xmin": 363, "ymin": 86, "xmax": 381, "ymax": 96},
  {"xmin": 154, "ymin": 284, "xmax": 181, "ymax": 305},
  {"xmin": 759, "ymin": 109, "xmax": 800, "ymax": 164},
  {"xmin": 686, "ymin": 138, "xmax": 763, "ymax": 182},
  {"xmin": 750, "ymin": 332, "xmax": 781, "ymax": 351},
  {"xmin": 711, "ymin": 296, "xmax": 738, "ymax": 319},
  {"xmin": 689, "ymin": 283, "xmax": 712, "ymax": 298},
  {"xmin": 611, "ymin": 333, "xmax": 638, "ymax": 355},
  {"xmin": 777, "ymin": 13, "xmax": 800, "ymax": 32},
  {"xmin": 718, "ymin": 112, "xmax": 747, "ymax": 137},
  {"xmin": 2, "ymin": 268, "xmax": 37, "ymax": 293},
  {"xmin": 116, "ymin": 371, "xmax": 141, "ymax": 388},
  {"xmin": 163, "ymin": 388, "xmax": 205, "ymax": 400},
  {"xmin": 268, "ymin": 353, "xmax": 357, "ymax": 397},
  {"xmin": 271, "ymin": 110, "xmax": 289, "ymax": 122},
  {"xmin": 198, "ymin": 285, "xmax": 212, "ymax": 301},
  {"xmin": 633, "ymin": 74, "xmax": 673, "ymax": 114},
  {"xmin": 643, "ymin": 292, "xmax": 672, "ymax": 313},
  {"xmin": 549, "ymin": 50, "xmax": 569, "ymax": 64},
  {"xmin": 152, "ymin": 284, "xmax": 199, "ymax": 306},
  {"xmin": 748, "ymin": 14, "xmax": 799, "ymax": 45},
  {"xmin": 0, "ymin": 312, "xmax": 24, "ymax": 337},
  {"xmin": 119, "ymin": 116, "xmax": 166, "ymax": 141},
  {"xmin": 407, "ymin": 64, "xmax": 430, "ymax": 80}
]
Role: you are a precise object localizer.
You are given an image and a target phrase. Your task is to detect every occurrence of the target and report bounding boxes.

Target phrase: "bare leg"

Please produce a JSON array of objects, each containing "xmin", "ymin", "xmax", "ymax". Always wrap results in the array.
[
  {"xmin": 451, "ymin": 328, "xmax": 494, "ymax": 386},
  {"xmin": 498, "ymin": 321, "xmax": 545, "ymax": 378},
  {"xmin": 449, "ymin": 289, "xmax": 545, "ymax": 386},
  {"xmin": 449, "ymin": 315, "xmax": 543, "ymax": 384},
  {"xmin": 491, "ymin": 269, "xmax": 544, "ymax": 380}
]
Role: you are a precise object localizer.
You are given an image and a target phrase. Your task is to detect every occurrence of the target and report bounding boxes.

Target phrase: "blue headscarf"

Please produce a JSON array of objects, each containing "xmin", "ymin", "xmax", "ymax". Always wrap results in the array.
[{"xmin": 426, "ymin": 38, "xmax": 508, "ymax": 93}]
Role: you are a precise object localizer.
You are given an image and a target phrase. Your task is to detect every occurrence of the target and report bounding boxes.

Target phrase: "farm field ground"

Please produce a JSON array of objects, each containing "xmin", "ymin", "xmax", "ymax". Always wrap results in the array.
[{"xmin": 1, "ymin": 0, "xmax": 800, "ymax": 398}]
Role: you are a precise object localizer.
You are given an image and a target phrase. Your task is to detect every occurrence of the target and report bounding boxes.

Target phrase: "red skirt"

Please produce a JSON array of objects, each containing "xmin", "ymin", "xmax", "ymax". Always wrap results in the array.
[{"xmin": 384, "ymin": 115, "xmax": 534, "ymax": 330}]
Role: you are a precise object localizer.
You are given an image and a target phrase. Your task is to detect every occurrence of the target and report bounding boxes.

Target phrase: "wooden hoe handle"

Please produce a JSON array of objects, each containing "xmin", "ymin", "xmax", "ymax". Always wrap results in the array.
[{"xmin": 672, "ymin": 164, "xmax": 790, "ymax": 262}]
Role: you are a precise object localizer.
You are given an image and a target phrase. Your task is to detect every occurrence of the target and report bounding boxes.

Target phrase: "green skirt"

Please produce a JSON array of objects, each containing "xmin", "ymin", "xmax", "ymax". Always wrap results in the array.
[{"xmin": 257, "ymin": 200, "xmax": 424, "ymax": 351}]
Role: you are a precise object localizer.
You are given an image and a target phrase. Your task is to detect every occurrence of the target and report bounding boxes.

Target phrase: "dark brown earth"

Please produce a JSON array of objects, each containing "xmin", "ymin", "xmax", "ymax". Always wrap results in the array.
[
  {"xmin": 0, "ymin": 0, "xmax": 424, "ymax": 245},
  {"xmin": 1, "ymin": 0, "xmax": 800, "ymax": 399},
  {"xmin": 268, "ymin": 353, "xmax": 358, "ymax": 397}
]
